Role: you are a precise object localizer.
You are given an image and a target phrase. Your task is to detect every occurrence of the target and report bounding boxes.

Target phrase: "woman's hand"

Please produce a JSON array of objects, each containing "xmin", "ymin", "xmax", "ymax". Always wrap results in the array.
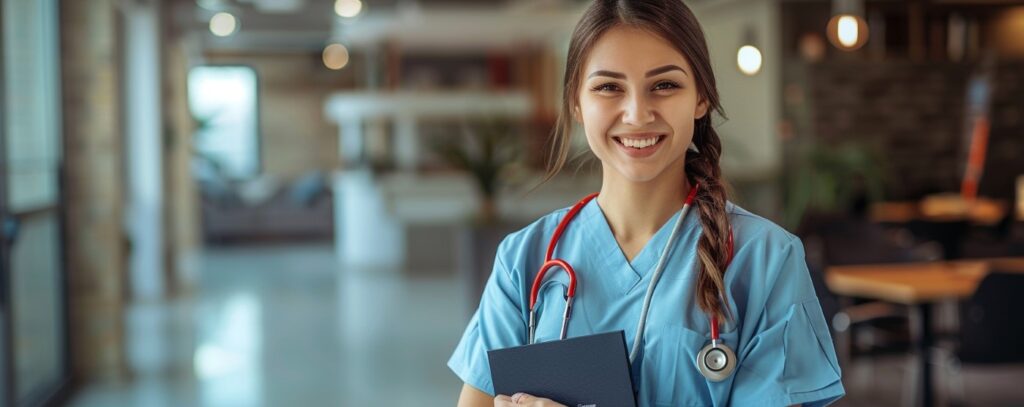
[{"xmin": 493, "ymin": 392, "xmax": 567, "ymax": 407}]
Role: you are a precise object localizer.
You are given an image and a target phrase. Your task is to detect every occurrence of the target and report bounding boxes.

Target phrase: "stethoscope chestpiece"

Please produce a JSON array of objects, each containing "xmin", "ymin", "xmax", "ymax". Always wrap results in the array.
[{"xmin": 696, "ymin": 340, "xmax": 736, "ymax": 382}]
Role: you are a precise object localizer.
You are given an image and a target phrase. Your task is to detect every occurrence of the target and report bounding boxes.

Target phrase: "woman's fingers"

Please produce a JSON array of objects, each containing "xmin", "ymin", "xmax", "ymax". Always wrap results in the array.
[
  {"xmin": 493, "ymin": 392, "xmax": 565, "ymax": 407},
  {"xmin": 499, "ymin": 389, "xmax": 565, "ymax": 405}
]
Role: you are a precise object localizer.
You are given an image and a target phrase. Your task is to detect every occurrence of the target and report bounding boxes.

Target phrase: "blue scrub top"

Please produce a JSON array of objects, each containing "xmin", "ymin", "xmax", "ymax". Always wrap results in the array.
[{"xmin": 448, "ymin": 200, "xmax": 846, "ymax": 407}]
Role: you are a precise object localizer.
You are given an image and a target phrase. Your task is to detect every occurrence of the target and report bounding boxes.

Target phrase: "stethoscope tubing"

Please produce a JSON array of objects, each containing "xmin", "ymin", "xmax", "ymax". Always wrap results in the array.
[
  {"xmin": 628, "ymin": 184, "xmax": 700, "ymax": 362},
  {"xmin": 527, "ymin": 183, "xmax": 730, "ymax": 359}
]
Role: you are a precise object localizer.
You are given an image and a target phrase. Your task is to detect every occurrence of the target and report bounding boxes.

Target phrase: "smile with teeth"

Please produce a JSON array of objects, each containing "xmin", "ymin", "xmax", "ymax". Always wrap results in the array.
[{"xmin": 614, "ymin": 135, "xmax": 666, "ymax": 149}]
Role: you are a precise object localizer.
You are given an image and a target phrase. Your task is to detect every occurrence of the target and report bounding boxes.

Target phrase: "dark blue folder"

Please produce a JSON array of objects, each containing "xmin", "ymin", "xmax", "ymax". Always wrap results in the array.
[{"xmin": 487, "ymin": 330, "xmax": 637, "ymax": 407}]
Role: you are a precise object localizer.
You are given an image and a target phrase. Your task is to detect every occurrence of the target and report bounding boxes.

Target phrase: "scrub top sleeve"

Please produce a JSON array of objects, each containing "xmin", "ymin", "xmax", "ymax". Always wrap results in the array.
[
  {"xmin": 731, "ymin": 237, "xmax": 846, "ymax": 407},
  {"xmin": 447, "ymin": 237, "xmax": 527, "ymax": 396}
]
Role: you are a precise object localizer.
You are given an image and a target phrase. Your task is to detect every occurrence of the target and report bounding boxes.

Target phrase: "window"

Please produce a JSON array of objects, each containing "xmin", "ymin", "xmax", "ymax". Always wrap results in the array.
[
  {"xmin": 187, "ymin": 65, "xmax": 261, "ymax": 179},
  {"xmin": 3, "ymin": 0, "xmax": 61, "ymax": 212},
  {"xmin": 2, "ymin": 0, "xmax": 68, "ymax": 403}
]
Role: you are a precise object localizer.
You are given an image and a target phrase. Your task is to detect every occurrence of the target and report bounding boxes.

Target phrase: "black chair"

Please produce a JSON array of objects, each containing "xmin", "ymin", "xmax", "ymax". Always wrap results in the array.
[
  {"xmin": 962, "ymin": 220, "xmax": 1024, "ymax": 259},
  {"xmin": 1009, "ymin": 221, "xmax": 1024, "ymax": 256},
  {"xmin": 957, "ymin": 271, "xmax": 1024, "ymax": 364},
  {"xmin": 799, "ymin": 213, "xmax": 940, "ymax": 356},
  {"xmin": 905, "ymin": 219, "xmax": 970, "ymax": 260},
  {"xmin": 799, "ymin": 211, "xmax": 944, "ymax": 402},
  {"xmin": 935, "ymin": 271, "xmax": 1024, "ymax": 405}
]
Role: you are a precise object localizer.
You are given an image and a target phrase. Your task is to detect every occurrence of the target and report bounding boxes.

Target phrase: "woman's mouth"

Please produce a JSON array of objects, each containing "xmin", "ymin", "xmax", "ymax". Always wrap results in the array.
[{"xmin": 612, "ymin": 134, "xmax": 666, "ymax": 158}]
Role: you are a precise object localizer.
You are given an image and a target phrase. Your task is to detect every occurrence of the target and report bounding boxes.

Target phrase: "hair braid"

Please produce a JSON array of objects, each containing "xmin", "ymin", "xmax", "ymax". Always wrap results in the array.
[{"xmin": 685, "ymin": 115, "xmax": 733, "ymax": 323}]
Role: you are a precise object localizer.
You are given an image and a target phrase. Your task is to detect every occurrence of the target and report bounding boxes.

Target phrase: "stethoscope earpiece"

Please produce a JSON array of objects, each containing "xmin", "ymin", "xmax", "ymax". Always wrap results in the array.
[{"xmin": 696, "ymin": 340, "xmax": 736, "ymax": 382}]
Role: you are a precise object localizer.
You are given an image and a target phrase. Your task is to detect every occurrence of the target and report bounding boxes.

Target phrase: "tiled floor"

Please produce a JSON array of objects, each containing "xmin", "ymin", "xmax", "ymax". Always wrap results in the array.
[
  {"xmin": 66, "ymin": 243, "xmax": 466, "ymax": 407},
  {"xmin": 835, "ymin": 353, "xmax": 1024, "ymax": 406},
  {"xmin": 64, "ymin": 243, "xmax": 1024, "ymax": 407}
]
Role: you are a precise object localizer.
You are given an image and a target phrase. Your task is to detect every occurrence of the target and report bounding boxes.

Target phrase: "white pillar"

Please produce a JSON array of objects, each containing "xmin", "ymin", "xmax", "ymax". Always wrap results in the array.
[
  {"xmin": 123, "ymin": 0, "xmax": 164, "ymax": 301},
  {"xmin": 393, "ymin": 114, "xmax": 418, "ymax": 171},
  {"xmin": 333, "ymin": 169, "xmax": 404, "ymax": 268},
  {"xmin": 340, "ymin": 118, "xmax": 364, "ymax": 165}
]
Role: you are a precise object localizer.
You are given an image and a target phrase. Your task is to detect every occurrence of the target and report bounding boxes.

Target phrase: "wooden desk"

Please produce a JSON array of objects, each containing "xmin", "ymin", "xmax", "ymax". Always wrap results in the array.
[
  {"xmin": 870, "ymin": 198, "xmax": 1010, "ymax": 226},
  {"xmin": 826, "ymin": 258, "xmax": 1024, "ymax": 303},
  {"xmin": 826, "ymin": 258, "xmax": 1024, "ymax": 407}
]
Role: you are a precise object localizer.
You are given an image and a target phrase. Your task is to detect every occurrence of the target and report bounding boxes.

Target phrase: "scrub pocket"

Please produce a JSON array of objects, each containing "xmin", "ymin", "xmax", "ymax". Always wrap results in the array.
[{"xmin": 644, "ymin": 324, "xmax": 739, "ymax": 407}]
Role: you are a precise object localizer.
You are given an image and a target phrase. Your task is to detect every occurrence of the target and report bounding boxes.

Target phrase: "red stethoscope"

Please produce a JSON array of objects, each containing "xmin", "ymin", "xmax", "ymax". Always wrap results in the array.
[{"xmin": 526, "ymin": 183, "xmax": 737, "ymax": 382}]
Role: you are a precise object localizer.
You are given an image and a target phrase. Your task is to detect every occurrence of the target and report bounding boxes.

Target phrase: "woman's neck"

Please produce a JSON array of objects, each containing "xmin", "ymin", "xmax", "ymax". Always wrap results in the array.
[{"xmin": 596, "ymin": 164, "xmax": 691, "ymax": 252}]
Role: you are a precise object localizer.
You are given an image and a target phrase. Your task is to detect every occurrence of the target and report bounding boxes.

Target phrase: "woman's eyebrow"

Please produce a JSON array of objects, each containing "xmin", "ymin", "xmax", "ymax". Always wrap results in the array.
[
  {"xmin": 587, "ymin": 64, "xmax": 688, "ymax": 79},
  {"xmin": 645, "ymin": 64, "xmax": 687, "ymax": 77}
]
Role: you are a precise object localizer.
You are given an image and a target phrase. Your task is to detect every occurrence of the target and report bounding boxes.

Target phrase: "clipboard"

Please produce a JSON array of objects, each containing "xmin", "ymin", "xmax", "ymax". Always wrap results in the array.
[{"xmin": 487, "ymin": 330, "xmax": 637, "ymax": 407}]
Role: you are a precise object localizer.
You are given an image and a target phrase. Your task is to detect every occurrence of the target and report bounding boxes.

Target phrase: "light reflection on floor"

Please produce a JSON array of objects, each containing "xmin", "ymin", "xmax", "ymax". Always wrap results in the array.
[
  {"xmin": 61, "ymin": 242, "xmax": 1024, "ymax": 406},
  {"xmin": 66, "ymin": 243, "xmax": 465, "ymax": 407}
]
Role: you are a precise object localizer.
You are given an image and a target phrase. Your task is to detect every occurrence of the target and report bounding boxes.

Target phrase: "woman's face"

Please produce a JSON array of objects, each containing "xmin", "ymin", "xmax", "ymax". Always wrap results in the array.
[{"xmin": 576, "ymin": 25, "xmax": 707, "ymax": 183}]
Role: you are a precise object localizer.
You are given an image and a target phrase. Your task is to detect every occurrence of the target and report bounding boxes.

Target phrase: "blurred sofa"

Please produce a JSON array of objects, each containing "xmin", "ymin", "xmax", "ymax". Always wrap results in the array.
[{"xmin": 199, "ymin": 171, "xmax": 334, "ymax": 243}]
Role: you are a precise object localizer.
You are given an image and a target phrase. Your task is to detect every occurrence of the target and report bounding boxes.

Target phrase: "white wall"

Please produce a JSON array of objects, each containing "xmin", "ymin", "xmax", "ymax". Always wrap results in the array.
[{"xmin": 694, "ymin": 0, "xmax": 782, "ymax": 182}]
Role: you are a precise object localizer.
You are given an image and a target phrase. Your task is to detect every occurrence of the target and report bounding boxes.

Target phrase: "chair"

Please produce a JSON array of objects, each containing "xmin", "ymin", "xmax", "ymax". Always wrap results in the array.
[
  {"xmin": 905, "ymin": 219, "xmax": 970, "ymax": 260},
  {"xmin": 799, "ymin": 213, "xmax": 939, "ymax": 356},
  {"xmin": 959, "ymin": 272, "xmax": 1024, "ymax": 363},
  {"xmin": 799, "ymin": 211, "xmax": 943, "ymax": 401},
  {"xmin": 936, "ymin": 271, "xmax": 1024, "ymax": 405}
]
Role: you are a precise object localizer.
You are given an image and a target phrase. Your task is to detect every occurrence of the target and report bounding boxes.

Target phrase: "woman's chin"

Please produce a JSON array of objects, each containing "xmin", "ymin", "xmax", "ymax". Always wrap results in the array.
[{"xmin": 609, "ymin": 165, "xmax": 665, "ymax": 184}]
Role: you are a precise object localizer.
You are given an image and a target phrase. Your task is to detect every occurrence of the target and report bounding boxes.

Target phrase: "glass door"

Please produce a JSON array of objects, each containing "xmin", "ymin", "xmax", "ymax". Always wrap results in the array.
[{"xmin": 0, "ymin": 0, "xmax": 70, "ymax": 405}]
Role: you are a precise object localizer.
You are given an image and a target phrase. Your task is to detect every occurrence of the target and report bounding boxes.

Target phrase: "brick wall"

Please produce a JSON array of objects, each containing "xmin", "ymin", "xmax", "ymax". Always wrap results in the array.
[{"xmin": 787, "ymin": 60, "xmax": 1024, "ymax": 201}]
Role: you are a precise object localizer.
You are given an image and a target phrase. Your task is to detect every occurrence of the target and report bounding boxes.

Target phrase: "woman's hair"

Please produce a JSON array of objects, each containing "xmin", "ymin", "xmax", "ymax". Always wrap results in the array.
[{"xmin": 545, "ymin": 0, "xmax": 733, "ymax": 323}]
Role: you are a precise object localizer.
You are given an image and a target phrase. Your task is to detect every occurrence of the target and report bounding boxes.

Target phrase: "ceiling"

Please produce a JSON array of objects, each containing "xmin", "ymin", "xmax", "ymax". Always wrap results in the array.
[
  {"xmin": 176, "ymin": 0, "xmax": 550, "ymax": 52},
  {"xmin": 178, "ymin": 0, "xmax": 1024, "ymax": 53}
]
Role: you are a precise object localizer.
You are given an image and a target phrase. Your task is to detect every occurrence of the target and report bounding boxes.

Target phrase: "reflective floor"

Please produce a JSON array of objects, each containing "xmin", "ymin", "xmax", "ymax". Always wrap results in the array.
[
  {"xmin": 63, "ymin": 243, "xmax": 1024, "ymax": 407},
  {"xmin": 66, "ymin": 243, "xmax": 465, "ymax": 407}
]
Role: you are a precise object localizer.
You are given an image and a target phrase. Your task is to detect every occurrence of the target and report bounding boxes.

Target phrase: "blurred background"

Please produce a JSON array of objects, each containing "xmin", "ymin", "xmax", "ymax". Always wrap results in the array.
[{"xmin": 0, "ymin": 0, "xmax": 1022, "ymax": 406}]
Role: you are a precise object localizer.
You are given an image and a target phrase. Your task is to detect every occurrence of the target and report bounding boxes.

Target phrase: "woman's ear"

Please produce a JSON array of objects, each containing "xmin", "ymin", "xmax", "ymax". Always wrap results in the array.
[
  {"xmin": 694, "ymin": 98, "xmax": 709, "ymax": 120},
  {"xmin": 573, "ymin": 105, "xmax": 582, "ymax": 123}
]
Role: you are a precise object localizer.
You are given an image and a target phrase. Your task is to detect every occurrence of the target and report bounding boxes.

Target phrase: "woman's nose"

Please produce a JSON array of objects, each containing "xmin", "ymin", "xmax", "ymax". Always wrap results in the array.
[{"xmin": 621, "ymin": 92, "xmax": 655, "ymax": 126}]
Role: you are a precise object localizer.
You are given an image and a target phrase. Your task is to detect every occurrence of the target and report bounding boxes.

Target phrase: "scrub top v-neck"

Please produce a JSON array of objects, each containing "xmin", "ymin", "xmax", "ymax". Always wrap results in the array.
[{"xmin": 448, "ymin": 200, "xmax": 846, "ymax": 407}]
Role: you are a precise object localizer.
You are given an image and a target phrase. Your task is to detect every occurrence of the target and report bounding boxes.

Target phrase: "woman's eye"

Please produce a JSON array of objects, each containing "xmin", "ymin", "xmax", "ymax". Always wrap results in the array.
[
  {"xmin": 653, "ymin": 81, "xmax": 680, "ymax": 91},
  {"xmin": 590, "ymin": 81, "xmax": 679, "ymax": 93},
  {"xmin": 591, "ymin": 83, "xmax": 621, "ymax": 92}
]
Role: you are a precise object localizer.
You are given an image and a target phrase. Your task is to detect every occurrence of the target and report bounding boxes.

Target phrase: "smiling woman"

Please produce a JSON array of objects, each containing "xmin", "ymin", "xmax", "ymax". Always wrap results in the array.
[
  {"xmin": 576, "ymin": 26, "xmax": 706, "ymax": 184},
  {"xmin": 450, "ymin": 1, "xmax": 845, "ymax": 406}
]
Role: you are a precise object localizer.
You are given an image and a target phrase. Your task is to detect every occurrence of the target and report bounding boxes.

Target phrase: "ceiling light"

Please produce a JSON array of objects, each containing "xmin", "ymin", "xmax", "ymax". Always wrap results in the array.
[
  {"xmin": 323, "ymin": 43, "xmax": 350, "ymax": 70},
  {"xmin": 334, "ymin": 0, "xmax": 363, "ymax": 18},
  {"xmin": 210, "ymin": 12, "xmax": 238, "ymax": 37}
]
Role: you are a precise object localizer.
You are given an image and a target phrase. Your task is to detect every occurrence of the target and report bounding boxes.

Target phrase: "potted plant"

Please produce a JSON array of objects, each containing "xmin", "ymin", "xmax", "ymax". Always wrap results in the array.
[
  {"xmin": 430, "ymin": 116, "xmax": 528, "ymax": 308},
  {"xmin": 430, "ymin": 116, "xmax": 525, "ymax": 224},
  {"xmin": 782, "ymin": 141, "xmax": 887, "ymax": 228}
]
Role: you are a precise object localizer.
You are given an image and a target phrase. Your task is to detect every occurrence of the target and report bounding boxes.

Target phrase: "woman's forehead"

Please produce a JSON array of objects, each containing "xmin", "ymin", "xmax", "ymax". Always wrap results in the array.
[{"xmin": 583, "ymin": 25, "xmax": 692, "ymax": 77}]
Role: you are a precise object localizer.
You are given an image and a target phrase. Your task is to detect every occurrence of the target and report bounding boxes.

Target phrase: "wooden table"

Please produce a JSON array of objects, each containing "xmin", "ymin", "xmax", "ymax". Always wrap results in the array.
[
  {"xmin": 870, "ymin": 198, "xmax": 1010, "ymax": 226},
  {"xmin": 870, "ymin": 199, "xmax": 1012, "ymax": 259},
  {"xmin": 826, "ymin": 258, "xmax": 1024, "ymax": 407}
]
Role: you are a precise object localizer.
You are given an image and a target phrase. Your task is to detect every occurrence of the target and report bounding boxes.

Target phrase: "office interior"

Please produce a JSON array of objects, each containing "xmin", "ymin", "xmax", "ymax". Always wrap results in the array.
[{"xmin": 0, "ymin": 0, "xmax": 1023, "ymax": 406}]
